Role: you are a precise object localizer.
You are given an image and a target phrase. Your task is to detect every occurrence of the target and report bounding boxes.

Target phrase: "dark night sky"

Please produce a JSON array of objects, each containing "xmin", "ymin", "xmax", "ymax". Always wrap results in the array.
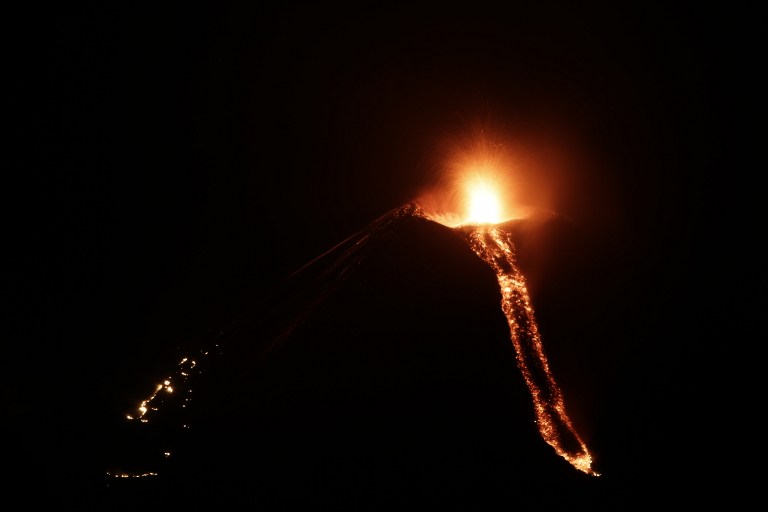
[{"xmin": 4, "ymin": 1, "xmax": 755, "ymax": 507}]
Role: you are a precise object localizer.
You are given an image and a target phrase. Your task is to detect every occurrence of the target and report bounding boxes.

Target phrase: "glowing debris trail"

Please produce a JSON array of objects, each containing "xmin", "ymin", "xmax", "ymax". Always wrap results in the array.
[{"xmin": 460, "ymin": 222, "xmax": 599, "ymax": 476}]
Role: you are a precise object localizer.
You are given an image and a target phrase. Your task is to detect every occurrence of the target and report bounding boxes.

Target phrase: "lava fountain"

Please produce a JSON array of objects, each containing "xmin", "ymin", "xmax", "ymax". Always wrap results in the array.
[{"xmin": 419, "ymin": 142, "xmax": 599, "ymax": 477}]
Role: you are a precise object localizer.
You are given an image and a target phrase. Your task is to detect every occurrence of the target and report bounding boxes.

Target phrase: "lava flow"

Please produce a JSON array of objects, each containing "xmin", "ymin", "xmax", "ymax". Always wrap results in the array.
[{"xmin": 421, "ymin": 170, "xmax": 599, "ymax": 477}]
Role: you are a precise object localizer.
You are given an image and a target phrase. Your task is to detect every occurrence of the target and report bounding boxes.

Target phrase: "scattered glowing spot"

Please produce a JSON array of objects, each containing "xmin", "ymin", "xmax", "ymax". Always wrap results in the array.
[{"xmin": 107, "ymin": 471, "xmax": 158, "ymax": 478}]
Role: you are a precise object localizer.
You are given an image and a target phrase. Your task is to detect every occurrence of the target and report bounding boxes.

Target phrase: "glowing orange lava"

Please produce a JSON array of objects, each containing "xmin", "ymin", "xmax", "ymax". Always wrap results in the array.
[
  {"xmin": 421, "ymin": 160, "xmax": 599, "ymax": 476},
  {"xmin": 464, "ymin": 224, "xmax": 598, "ymax": 476}
]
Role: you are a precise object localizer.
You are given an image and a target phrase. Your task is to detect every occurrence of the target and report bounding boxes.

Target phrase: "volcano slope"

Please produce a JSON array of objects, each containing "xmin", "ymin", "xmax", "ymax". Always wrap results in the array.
[{"xmin": 103, "ymin": 204, "xmax": 615, "ymax": 509}]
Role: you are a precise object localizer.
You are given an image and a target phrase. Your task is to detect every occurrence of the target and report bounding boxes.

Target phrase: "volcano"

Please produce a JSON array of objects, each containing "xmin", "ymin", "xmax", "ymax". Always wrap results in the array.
[{"xmin": 99, "ymin": 203, "xmax": 612, "ymax": 509}]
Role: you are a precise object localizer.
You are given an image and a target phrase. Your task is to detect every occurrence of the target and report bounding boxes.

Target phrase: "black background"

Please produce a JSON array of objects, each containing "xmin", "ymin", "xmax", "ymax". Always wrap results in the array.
[{"xmin": 4, "ymin": 1, "xmax": 755, "ymax": 506}]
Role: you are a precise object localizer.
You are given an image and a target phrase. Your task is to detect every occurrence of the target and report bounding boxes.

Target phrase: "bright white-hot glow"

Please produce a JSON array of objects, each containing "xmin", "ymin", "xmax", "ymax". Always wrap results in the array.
[
  {"xmin": 466, "ymin": 179, "xmax": 502, "ymax": 224},
  {"xmin": 416, "ymin": 129, "xmax": 544, "ymax": 227}
]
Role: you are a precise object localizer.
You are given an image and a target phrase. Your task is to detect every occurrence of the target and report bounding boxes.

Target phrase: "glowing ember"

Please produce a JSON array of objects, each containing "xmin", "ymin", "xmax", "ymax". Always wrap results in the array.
[{"xmin": 113, "ymin": 352, "xmax": 213, "ymax": 479}]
